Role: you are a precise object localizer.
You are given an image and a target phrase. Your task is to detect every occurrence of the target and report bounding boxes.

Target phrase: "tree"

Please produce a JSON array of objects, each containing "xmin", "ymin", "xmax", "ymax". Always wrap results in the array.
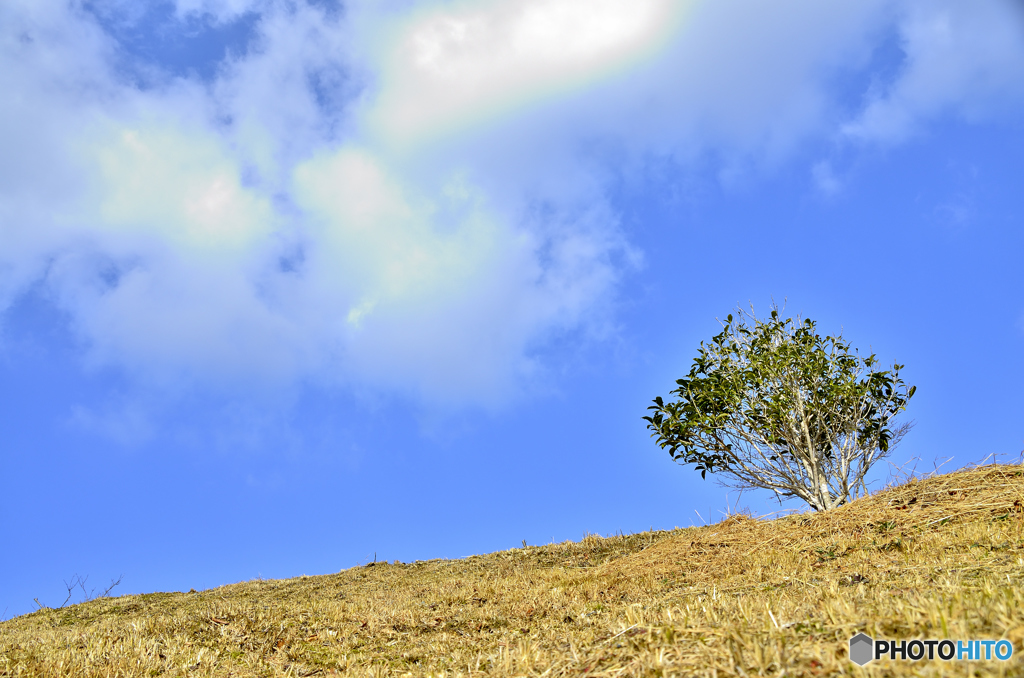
[{"xmin": 644, "ymin": 306, "xmax": 916, "ymax": 512}]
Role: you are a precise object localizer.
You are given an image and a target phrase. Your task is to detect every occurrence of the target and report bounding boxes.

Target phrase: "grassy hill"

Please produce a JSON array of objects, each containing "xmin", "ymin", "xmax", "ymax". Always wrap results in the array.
[{"xmin": 3, "ymin": 464, "xmax": 1024, "ymax": 677}]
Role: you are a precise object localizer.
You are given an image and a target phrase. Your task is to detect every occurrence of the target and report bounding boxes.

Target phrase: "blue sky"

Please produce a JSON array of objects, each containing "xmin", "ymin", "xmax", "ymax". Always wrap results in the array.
[{"xmin": 2, "ymin": 0, "xmax": 1023, "ymax": 620}]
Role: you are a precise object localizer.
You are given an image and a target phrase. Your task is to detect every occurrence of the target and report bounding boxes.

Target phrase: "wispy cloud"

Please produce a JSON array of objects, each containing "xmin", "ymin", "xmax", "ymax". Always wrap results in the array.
[
  {"xmin": 812, "ymin": 161, "xmax": 843, "ymax": 196},
  {"xmin": 843, "ymin": 0, "xmax": 1024, "ymax": 143}
]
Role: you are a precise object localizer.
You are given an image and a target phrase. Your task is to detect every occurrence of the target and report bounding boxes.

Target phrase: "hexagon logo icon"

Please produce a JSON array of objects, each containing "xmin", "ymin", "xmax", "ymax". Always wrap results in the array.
[{"xmin": 849, "ymin": 632, "xmax": 874, "ymax": 666}]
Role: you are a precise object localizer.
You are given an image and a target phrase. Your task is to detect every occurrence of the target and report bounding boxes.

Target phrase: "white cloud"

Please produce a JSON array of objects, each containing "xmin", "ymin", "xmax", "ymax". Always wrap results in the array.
[
  {"xmin": 608, "ymin": 0, "xmax": 888, "ymax": 158},
  {"xmin": 86, "ymin": 119, "xmax": 276, "ymax": 254},
  {"xmin": 1, "ymin": 0, "xmax": 636, "ymax": 405},
  {"xmin": 363, "ymin": 0, "xmax": 687, "ymax": 146},
  {"xmin": 845, "ymin": 0, "xmax": 1024, "ymax": 143},
  {"xmin": 212, "ymin": 1, "xmax": 361, "ymax": 182},
  {"xmin": 383, "ymin": 0, "xmax": 894, "ymax": 198},
  {"xmin": 2, "ymin": 0, "xmax": 1023, "ymax": 409},
  {"xmin": 287, "ymin": 146, "xmax": 629, "ymax": 402}
]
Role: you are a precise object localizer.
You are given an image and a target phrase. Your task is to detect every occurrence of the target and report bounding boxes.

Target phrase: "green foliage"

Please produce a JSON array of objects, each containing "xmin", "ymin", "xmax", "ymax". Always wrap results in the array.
[{"xmin": 644, "ymin": 306, "xmax": 916, "ymax": 511}]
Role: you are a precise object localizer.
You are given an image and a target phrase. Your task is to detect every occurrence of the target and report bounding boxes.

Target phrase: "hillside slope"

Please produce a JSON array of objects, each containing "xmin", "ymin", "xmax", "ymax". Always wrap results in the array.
[{"xmin": 2, "ymin": 464, "xmax": 1024, "ymax": 677}]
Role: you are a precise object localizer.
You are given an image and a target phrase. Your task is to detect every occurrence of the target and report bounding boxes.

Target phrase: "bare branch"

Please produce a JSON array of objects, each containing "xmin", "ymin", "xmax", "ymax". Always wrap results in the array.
[{"xmin": 99, "ymin": 575, "xmax": 124, "ymax": 599}]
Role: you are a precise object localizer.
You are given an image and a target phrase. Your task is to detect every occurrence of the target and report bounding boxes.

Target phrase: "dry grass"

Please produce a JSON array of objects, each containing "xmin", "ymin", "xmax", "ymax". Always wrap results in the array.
[{"xmin": 3, "ymin": 464, "xmax": 1024, "ymax": 677}]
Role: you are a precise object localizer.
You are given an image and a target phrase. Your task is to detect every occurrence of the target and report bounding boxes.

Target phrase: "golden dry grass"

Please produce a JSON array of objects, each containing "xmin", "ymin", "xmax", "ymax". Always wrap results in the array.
[{"xmin": 3, "ymin": 464, "xmax": 1024, "ymax": 677}]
